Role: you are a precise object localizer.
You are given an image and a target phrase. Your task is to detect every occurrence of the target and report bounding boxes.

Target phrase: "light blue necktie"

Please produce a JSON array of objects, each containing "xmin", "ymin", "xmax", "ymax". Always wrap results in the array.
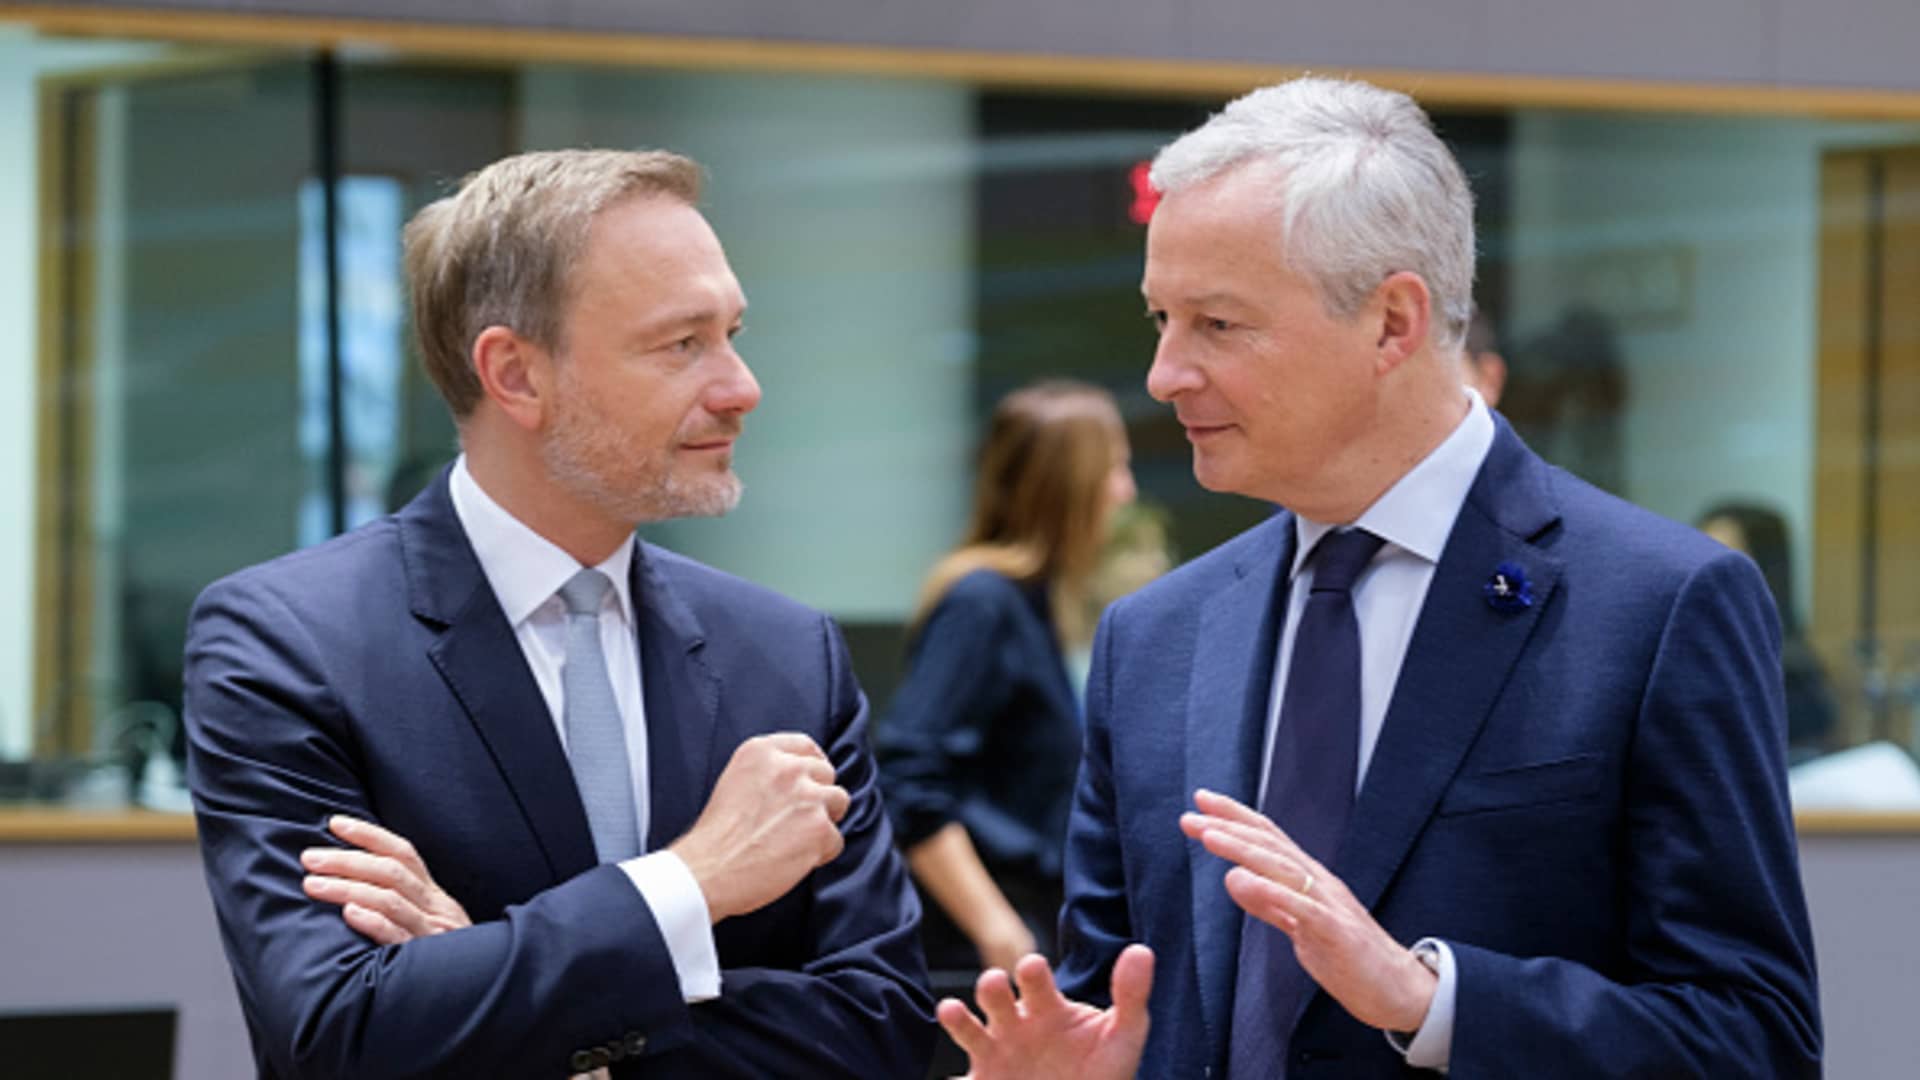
[{"xmin": 558, "ymin": 568, "xmax": 642, "ymax": 863}]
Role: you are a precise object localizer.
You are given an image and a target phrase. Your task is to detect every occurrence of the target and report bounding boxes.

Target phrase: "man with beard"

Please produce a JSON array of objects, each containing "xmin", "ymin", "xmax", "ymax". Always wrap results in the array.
[{"xmin": 183, "ymin": 149, "xmax": 933, "ymax": 1079}]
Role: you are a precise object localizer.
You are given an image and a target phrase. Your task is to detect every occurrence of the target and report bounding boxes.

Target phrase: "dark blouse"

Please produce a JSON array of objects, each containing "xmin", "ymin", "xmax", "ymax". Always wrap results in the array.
[{"xmin": 875, "ymin": 569, "xmax": 1083, "ymax": 883}]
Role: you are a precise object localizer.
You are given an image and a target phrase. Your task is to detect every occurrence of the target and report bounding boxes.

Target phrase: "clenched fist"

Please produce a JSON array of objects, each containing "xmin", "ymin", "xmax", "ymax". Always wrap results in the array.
[{"xmin": 670, "ymin": 732, "xmax": 851, "ymax": 922}]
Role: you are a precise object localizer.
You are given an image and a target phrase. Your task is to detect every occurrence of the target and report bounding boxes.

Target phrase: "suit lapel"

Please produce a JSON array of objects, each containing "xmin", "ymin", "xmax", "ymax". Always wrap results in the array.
[
  {"xmin": 400, "ymin": 473, "xmax": 598, "ymax": 882},
  {"xmin": 1186, "ymin": 516, "xmax": 1295, "ymax": 1059},
  {"xmin": 1339, "ymin": 421, "xmax": 1564, "ymax": 913},
  {"xmin": 632, "ymin": 545, "xmax": 722, "ymax": 852}
]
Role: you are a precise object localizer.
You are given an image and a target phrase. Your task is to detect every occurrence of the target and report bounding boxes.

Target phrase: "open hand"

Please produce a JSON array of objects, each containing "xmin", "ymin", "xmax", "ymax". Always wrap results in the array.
[
  {"xmin": 1181, "ymin": 788, "xmax": 1435, "ymax": 1032},
  {"xmin": 938, "ymin": 945, "xmax": 1154, "ymax": 1080}
]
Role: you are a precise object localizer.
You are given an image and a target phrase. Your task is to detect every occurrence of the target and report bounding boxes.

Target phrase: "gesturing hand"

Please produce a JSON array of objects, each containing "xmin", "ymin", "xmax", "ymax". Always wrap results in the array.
[
  {"xmin": 301, "ymin": 814, "xmax": 472, "ymax": 945},
  {"xmin": 670, "ymin": 732, "xmax": 851, "ymax": 923},
  {"xmin": 1180, "ymin": 788, "xmax": 1436, "ymax": 1033},
  {"xmin": 938, "ymin": 945, "xmax": 1155, "ymax": 1080}
]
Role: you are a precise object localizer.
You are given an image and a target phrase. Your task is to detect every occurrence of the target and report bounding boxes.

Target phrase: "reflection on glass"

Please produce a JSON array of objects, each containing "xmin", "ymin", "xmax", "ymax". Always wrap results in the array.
[{"xmin": 298, "ymin": 175, "xmax": 405, "ymax": 546}]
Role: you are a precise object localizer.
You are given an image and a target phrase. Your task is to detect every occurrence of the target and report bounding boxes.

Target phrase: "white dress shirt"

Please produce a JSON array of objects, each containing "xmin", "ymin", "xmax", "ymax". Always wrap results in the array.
[
  {"xmin": 1258, "ymin": 388, "xmax": 1494, "ymax": 1072},
  {"xmin": 449, "ymin": 455, "xmax": 721, "ymax": 1003}
]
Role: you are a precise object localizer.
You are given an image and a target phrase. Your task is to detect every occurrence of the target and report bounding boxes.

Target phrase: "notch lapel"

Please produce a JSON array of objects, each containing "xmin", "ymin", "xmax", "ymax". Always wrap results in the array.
[
  {"xmin": 1338, "ymin": 424, "xmax": 1564, "ymax": 913},
  {"xmin": 400, "ymin": 474, "xmax": 598, "ymax": 882},
  {"xmin": 1186, "ymin": 517, "xmax": 1295, "ymax": 1059},
  {"xmin": 632, "ymin": 545, "xmax": 723, "ymax": 852}
]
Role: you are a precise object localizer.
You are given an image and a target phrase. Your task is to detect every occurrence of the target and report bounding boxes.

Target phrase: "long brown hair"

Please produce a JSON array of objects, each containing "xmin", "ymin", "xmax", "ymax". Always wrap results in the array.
[{"xmin": 912, "ymin": 380, "xmax": 1125, "ymax": 648}]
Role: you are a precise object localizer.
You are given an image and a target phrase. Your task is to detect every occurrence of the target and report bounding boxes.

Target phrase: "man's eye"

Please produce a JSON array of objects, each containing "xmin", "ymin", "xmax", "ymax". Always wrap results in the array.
[
  {"xmin": 1205, "ymin": 317, "xmax": 1233, "ymax": 333},
  {"xmin": 727, "ymin": 324, "xmax": 745, "ymax": 341},
  {"xmin": 1145, "ymin": 310, "xmax": 1168, "ymax": 330},
  {"xmin": 673, "ymin": 335, "xmax": 700, "ymax": 353}
]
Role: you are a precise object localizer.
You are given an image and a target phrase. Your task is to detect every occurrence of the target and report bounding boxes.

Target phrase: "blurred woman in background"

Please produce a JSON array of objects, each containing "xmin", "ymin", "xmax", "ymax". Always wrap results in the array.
[
  {"xmin": 1699, "ymin": 500, "xmax": 1836, "ymax": 762},
  {"xmin": 876, "ymin": 380, "xmax": 1135, "ymax": 976}
]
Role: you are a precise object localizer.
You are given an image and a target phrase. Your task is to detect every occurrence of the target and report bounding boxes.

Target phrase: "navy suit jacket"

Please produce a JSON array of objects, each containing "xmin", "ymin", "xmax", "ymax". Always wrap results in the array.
[
  {"xmin": 1056, "ymin": 419, "xmax": 1821, "ymax": 1078},
  {"xmin": 184, "ymin": 474, "xmax": 934, "ymax": 1079}
]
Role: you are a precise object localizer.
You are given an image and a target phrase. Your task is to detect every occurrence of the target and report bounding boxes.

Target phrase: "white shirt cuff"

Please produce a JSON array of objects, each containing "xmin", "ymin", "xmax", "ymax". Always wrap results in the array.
[
  {"xmin": 620, "ymin": 851, "xmax": 721, "ymax": 1002},
  {"xmin": 1384, "ymin": 937, "xmax": 1455, "ymax": 1072}
]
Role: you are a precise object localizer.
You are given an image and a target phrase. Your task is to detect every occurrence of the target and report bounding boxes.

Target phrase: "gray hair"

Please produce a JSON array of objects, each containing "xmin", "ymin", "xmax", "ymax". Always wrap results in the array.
[
  {"xmin": 404, "ymin": 148, "xmax": 704, "ymax": 418},
  {"xmin": 1149, "ymin": 77, "xmax": 1476, "ymax": 349}
]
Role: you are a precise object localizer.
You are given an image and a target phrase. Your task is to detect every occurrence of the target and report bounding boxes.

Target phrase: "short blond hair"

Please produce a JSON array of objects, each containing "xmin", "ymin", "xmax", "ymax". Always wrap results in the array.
[{"xmin": 403, "ymin": 148, "xmax": 703, "ymax": 417}]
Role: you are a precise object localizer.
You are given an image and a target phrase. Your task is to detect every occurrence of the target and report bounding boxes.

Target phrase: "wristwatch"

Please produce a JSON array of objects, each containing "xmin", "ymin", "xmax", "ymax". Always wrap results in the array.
[
  {"xmin": 1410, "ymin": 939, "xmax": 1443, "ymax": 974},
  {"xmin": 1387, "ymin": 940, "xmax": 1444, "ymax": 1050}
]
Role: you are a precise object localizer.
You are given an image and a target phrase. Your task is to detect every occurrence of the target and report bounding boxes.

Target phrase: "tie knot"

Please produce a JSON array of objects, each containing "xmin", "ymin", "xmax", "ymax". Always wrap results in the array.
[
  {"xmin": 1308, "ymin": 529, "xmax": 1384, "ymax": 593},
  {"xmin": 557, "ymin": 568, "xmax": 614, "ymax": 617}
]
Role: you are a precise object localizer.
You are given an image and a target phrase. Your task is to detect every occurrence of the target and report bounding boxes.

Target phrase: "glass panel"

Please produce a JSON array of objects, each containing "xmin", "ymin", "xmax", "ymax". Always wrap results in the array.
[
  {"xmin": 297, "ymin": 174, "xmax": 406, "ymax": 545},
  {"xmin": 5, "ymin": 20, "xmax": 1918, "ymax": 815},
  {"xmin": 3, "ymin": 29, "xmax": 314, "ymax": 806},
  {"xmin": 1492, "ymin": 112, "xmax": 1920, "ymax": 806}
]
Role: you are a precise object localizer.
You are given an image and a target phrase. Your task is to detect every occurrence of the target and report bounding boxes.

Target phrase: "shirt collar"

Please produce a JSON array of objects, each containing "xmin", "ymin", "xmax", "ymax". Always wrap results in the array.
[
  {"xmin": 447, "ymin": 454, "xmax": 636, "ymax": 628},
  {"xmin": 1291, "ymin": 386, "xmax": 1496, "ymax": 578}
]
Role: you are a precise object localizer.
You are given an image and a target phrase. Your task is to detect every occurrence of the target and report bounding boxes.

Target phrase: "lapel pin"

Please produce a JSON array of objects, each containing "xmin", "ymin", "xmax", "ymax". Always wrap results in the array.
[{"xmin": 1483, "ymin": 561, "xmax": 1533, "ymax": 613}]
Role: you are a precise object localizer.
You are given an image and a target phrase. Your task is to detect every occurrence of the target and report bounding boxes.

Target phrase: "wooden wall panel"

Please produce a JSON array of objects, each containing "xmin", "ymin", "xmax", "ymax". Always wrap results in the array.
[{"xmin": 1815, "ymin": 153, "xmax": 1870, "ymax": 744}]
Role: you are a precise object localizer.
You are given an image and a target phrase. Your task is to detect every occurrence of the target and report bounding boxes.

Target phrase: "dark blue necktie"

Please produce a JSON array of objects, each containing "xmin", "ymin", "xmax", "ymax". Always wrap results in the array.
[{"xmin": 1227, "ymin": 527, "xmax": 1384, "ymax": 1078}]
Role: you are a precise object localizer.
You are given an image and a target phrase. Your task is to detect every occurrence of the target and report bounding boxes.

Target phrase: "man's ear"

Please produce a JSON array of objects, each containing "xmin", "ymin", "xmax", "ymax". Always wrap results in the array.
[
  {"xmin": 1371, "ymin": 271, "xmax": 1433, "ymax": 376},
  {"xmin": 471, "ymin": 325, "xmax": 552, "ymax": 432}
]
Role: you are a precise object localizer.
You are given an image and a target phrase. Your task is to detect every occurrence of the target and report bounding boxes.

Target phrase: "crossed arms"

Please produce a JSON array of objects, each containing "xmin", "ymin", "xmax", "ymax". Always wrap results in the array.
[{"xmin": 185, "ymin": 575, "xmax": 932, "ymax": 1079}]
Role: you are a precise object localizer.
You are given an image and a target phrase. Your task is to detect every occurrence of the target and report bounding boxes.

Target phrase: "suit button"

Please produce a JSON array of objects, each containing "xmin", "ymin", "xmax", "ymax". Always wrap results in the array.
[
  {"xmin": 570, "ymin": 1050, "xmax": 594, "ymax": 1072},
  {"xmin": 625, "ymin": 1032, "xmax": 647, "ymax": 1055}
]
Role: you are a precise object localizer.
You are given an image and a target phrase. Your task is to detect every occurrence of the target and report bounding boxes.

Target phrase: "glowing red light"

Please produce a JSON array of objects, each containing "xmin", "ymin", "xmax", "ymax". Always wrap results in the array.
[{"xmin": 1128, "ymin": 161, "xmax": 1160, "ymax": 225}]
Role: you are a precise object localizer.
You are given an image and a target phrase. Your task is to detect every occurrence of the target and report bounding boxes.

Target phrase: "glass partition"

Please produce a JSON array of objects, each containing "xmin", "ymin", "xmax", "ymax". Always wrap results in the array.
[{"xmin": 4, "ymin": 18, "xmax": 1917, "ymax": 816}]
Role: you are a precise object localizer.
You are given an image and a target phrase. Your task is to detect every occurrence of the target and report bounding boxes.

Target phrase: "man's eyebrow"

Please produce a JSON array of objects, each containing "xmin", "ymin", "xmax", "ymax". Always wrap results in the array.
[
  {"xmin": 632, "ymin": 301, "xmax": 748, "ymax": 337},
  {"xmin": 1142, "ymin": 290, "xmax": 1249, "ymax": 310}
]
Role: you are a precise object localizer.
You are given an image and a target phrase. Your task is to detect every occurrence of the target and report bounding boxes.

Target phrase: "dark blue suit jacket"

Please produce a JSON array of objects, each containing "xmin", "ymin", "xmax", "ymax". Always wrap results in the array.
[
  {"xmin": 1056, "ymin": 420, "xmax": 1821, "ymax": 1078},
  {"xmin": 183, "ymin": 474, "xmax": 934, "ymax": 1079}
]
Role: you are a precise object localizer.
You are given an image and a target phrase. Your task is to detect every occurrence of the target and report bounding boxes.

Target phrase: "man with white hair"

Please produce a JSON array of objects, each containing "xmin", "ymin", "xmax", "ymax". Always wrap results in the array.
[{"xmin": 940, "ymin": 76, "xmax": 1819, "ymax": 1078}]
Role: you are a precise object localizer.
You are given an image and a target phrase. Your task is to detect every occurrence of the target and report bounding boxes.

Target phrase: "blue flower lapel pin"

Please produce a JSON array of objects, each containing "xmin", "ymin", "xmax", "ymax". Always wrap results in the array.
[{"xmin": 1483, "ymin": 561, "xmax": 1533, "ymax": 613}]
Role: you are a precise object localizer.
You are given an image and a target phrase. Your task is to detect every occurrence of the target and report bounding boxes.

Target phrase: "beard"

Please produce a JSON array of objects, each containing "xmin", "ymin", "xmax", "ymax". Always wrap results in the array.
[{"xmin": 540, "ymin": 380, "xmax": 743, "ymax": 526}]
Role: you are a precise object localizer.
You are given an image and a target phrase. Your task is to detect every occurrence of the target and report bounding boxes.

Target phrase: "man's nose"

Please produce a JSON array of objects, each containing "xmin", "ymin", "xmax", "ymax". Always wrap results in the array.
[
  {"xmin": 1146, "ymin": 332, "xmax": 1202, "ymax": 403},
  {"xmin": 710, "ymin": 345, "xmax": 761, "ymax": 415}
]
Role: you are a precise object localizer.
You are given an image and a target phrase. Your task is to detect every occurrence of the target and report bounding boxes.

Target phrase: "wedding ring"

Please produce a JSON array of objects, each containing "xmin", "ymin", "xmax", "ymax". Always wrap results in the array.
[{"xmin": 1300, "ymin": 872, "xmax": 1315, "ymax": 896}]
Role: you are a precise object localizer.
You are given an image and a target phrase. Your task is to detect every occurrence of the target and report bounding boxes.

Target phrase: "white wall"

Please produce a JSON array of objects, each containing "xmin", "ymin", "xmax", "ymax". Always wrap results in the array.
[
  {"xmin": 517, "ymin": 69, "xmax": 975, "ymax": 619},
  {"xmin": 1508, "ymin": 111, "xmax": 1920, "ymax": 621}
]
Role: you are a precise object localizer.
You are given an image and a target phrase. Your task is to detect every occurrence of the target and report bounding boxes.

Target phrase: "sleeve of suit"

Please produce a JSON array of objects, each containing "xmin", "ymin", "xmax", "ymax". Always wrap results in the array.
[
  {"xmin": 1052, "ymin": 609, "xmax": 1131, "ymax": 1008},
  {"xmin": 1444, "ymin": 550, "xmax": 1822, "ymax": 1077},
  {"xmin": 186, "ymin": 579, "xmax": 932, "ymax": 1079}
]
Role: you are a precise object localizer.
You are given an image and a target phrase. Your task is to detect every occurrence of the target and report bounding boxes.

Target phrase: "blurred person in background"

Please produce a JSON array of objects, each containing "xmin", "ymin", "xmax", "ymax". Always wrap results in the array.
[
  {"xmin": 1460, "ymin": 305, "xmax": 1507, "ymax": 408},
  {"xmin": 877, "ymin": 380, "xmax": 1136, "ymax": 981},
  {"xmin": 1699, "ymin": 501, "xmax": 1837, "ymax": 762}
]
